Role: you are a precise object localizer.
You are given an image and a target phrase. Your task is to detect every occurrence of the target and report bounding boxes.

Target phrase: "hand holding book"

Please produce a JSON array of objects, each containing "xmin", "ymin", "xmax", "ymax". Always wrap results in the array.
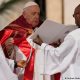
[{"xmin": 33, "ymin": 35, "xmax": 43, "ymax": 46}]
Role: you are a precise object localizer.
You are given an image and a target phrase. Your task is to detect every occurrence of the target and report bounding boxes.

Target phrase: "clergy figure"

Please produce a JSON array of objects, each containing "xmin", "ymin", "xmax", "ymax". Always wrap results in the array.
[{"xmin": 0, "ymin": 1, "xmax": 43, "ymax": 80}]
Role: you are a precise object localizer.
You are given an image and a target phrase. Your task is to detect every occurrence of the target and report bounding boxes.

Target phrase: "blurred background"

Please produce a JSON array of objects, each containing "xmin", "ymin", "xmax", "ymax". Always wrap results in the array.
[{"xmin": 0, "ymin": 0, "xmax": 80, "ymax": 30}]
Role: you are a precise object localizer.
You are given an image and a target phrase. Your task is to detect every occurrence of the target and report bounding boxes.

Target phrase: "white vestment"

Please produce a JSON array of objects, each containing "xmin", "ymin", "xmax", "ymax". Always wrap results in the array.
[
  {"xmin": 0, "ymin": 45, "xmax": 18, "ymax": 80},
  {"xmin": 39, "ymin": 28, "xmax": 80, "ymax": 80}
]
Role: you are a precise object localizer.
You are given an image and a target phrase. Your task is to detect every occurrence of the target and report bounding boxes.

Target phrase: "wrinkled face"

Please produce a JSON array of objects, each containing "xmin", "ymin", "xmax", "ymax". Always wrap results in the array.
[
  {"xmin": 23, "ymin": 5, "xmax": 40, "ymax": 28},
  {"xmin": 73, "ymin": 7, "xmax": 80, "ymax": 26}
]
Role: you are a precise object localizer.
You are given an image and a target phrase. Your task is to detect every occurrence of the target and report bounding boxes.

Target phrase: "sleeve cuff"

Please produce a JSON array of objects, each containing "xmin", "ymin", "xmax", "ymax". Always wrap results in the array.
[
  {"xmin": 41, "ymin": 43, "xmax": 55, "ymax": 51},
  {"xmin": 41, "ymin": 43, "xmax": 48, "ymax": 49}
]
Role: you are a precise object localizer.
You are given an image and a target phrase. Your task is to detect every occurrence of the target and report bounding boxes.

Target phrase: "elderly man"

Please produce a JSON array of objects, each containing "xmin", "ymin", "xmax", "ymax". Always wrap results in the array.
[
  {"xmin": 4, "ymin": 1, "xmax": 42, "ymax": 36},
  {"xmin": 0, "ymin": 1, "xmax": 43, "ymax": 80}
]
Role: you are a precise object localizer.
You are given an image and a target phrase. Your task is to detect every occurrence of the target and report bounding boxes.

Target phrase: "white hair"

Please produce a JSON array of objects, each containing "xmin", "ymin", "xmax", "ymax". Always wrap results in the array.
[{"xmin": 23, "ymin": 1, "xmax": 38, "ymax": 9}]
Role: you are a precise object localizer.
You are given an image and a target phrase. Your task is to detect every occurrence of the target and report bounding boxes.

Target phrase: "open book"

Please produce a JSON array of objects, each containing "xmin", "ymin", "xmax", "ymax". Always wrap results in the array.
[{"xmin": 31, "ymin": 20, "xmax": 77, "ymax": 44}]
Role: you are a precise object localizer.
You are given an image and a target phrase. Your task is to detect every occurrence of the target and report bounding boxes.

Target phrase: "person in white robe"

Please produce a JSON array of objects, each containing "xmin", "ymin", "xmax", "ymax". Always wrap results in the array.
[{"xmin": 33, "ymin": 27, "xmax": 80, "ymax": 80}]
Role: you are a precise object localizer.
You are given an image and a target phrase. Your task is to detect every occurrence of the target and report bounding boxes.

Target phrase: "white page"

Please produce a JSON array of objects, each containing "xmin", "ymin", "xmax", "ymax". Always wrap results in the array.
[{"xmin": 32, "ymin": 20, "xmax": 77, "ymax": 44}]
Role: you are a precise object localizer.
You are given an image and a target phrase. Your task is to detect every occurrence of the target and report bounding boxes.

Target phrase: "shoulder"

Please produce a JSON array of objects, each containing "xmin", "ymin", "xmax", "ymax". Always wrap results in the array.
[{"xmin": 66, "ymin": 28, "xmax": 80, "ymax": 40}]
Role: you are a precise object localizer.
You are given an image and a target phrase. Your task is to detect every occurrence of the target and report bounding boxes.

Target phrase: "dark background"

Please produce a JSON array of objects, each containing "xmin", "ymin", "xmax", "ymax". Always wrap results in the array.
[{"xmin": 34, "ymin": 0, "xmax": 46, "ymax": 21}]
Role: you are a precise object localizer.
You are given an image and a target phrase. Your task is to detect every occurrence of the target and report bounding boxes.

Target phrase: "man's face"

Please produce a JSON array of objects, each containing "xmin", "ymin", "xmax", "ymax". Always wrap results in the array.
[
  {"xmin": 73, "ymin": 8, "xmax": 80, "ymax": 26},
  {"xmin": 23, "ymin": 5, "xmax": 40, "ymax": 28}
]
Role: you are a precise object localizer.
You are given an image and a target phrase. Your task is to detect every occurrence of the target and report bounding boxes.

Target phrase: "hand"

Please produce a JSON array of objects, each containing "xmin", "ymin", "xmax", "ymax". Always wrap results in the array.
[
  {"xmin": 17, "ymin": 60, "xmax": 26, "ymax": 68},
  {"xmin": 5, "ymin": 38, "xmax": 13, "ymax": 45},
  {"xmin": 50, "ymin": 39, "xmax": 61, "ymax": 47},
  {"xmin": 33, "ymin": 35, "xmax": 43, "ymax": 45}
]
